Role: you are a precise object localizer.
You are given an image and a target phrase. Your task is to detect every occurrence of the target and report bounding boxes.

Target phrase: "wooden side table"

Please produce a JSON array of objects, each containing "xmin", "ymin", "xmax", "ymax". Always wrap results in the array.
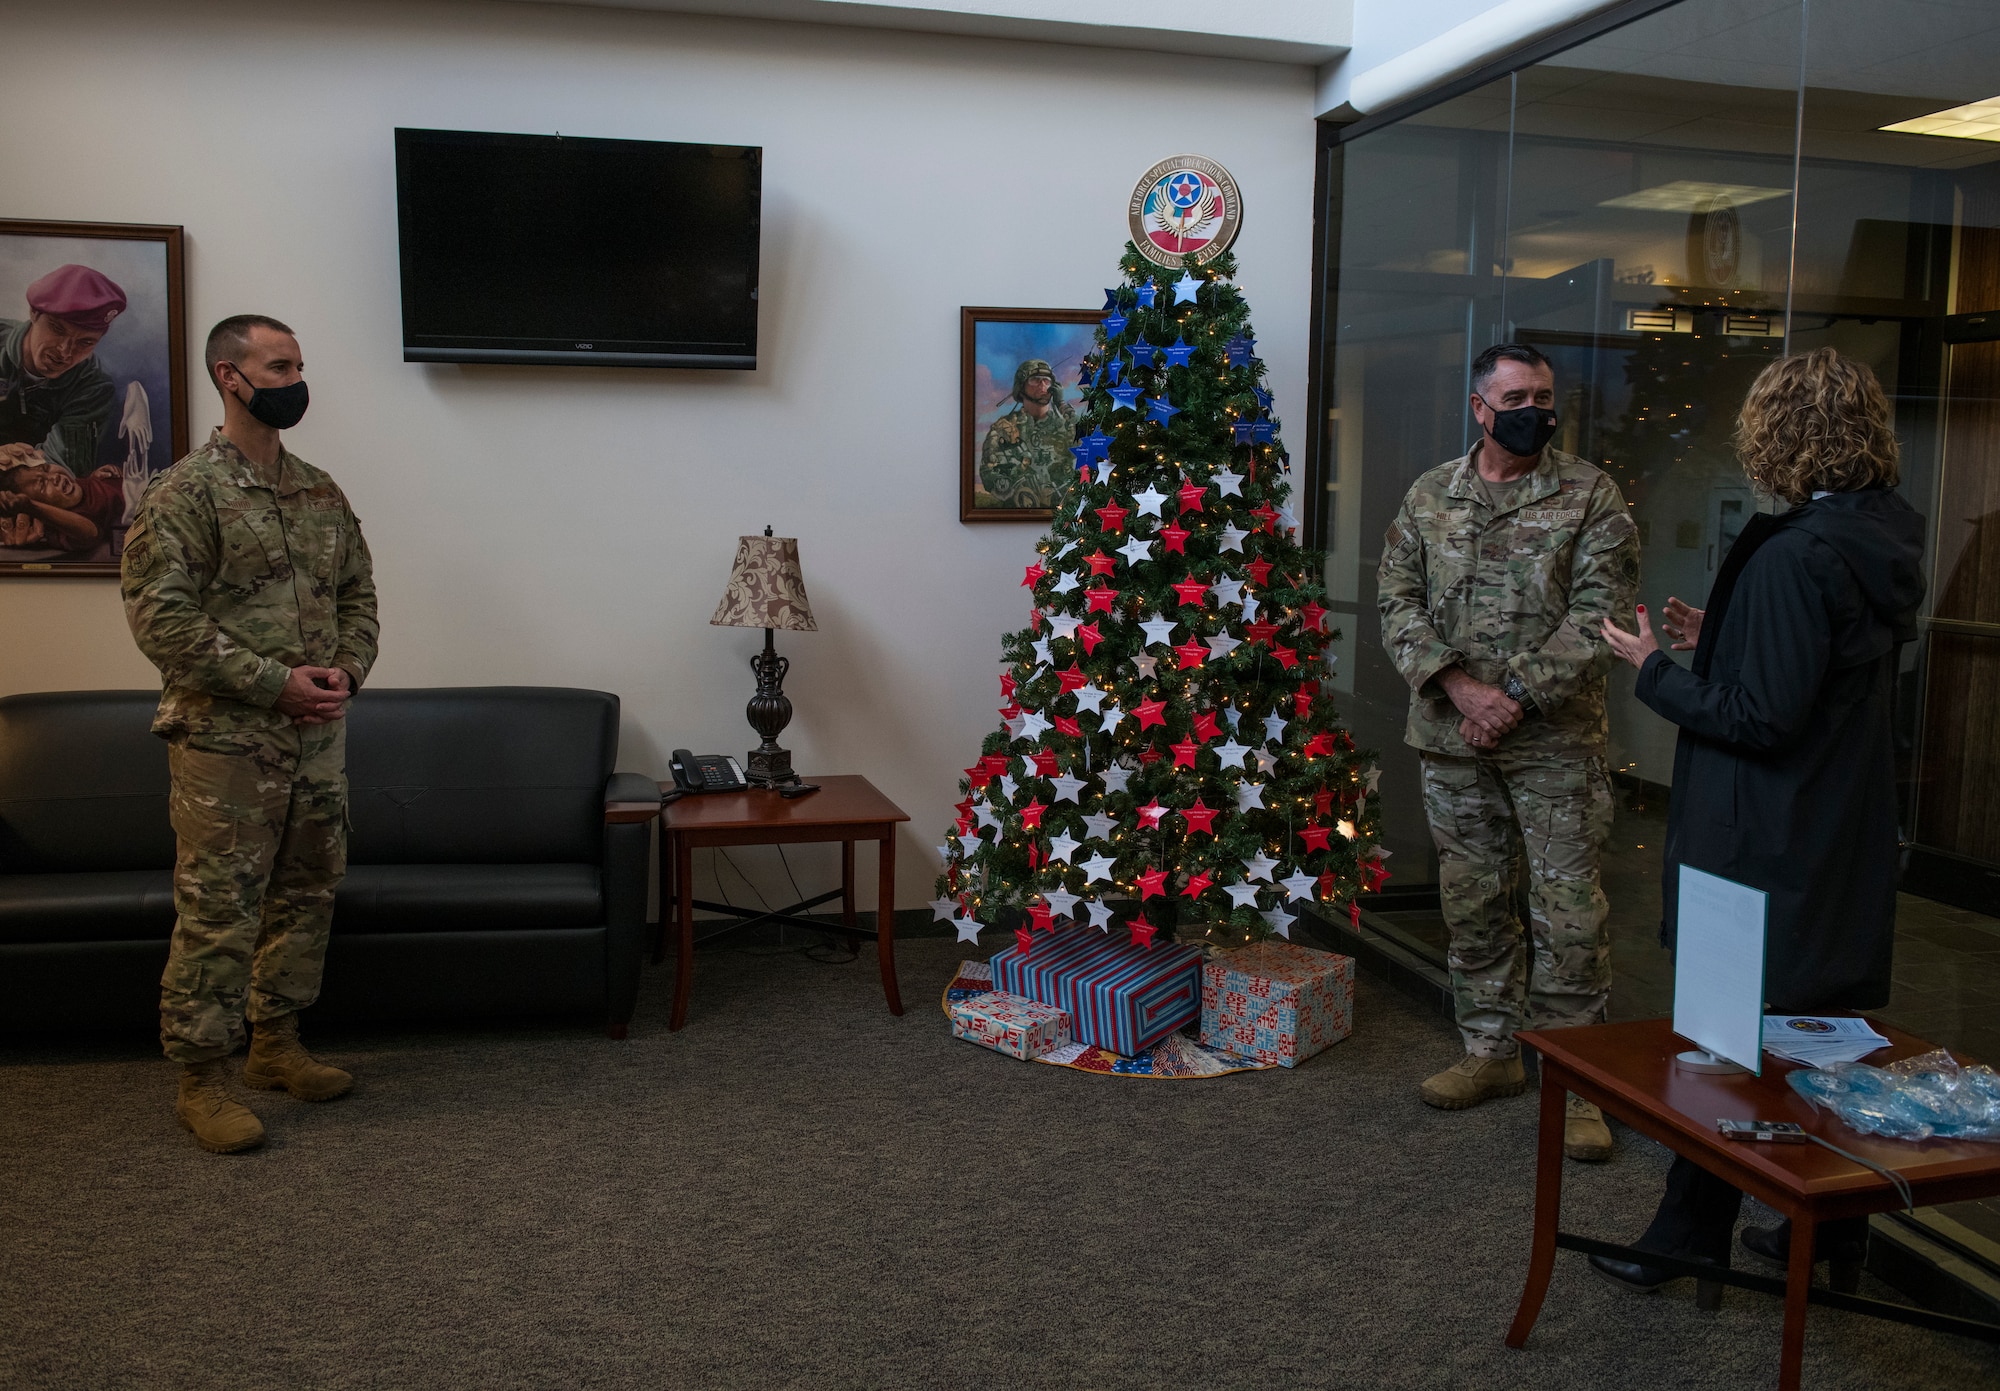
[
  {"xmin": 653, "ymin": 774, "xmax": 908, "ymax": 1031},
  {"xmin": 1507, "ymin": 1018, "xmax": 2000, "ymax": 1390}
]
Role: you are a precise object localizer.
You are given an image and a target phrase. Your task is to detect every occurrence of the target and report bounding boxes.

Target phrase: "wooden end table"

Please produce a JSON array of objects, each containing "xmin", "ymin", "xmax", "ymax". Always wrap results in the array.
[
  {"xmin": 650, "ymin": 775, "xmax": 908, "ymax": 1031},
  {"xmin": 1507, "ymin": 1018, "xmax": 2000, "ymax": 1390}
]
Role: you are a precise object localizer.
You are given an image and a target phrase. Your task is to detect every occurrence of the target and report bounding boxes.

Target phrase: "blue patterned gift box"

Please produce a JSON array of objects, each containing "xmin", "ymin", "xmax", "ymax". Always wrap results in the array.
[
  {"xmin": 948, "ymin": 990, "xmax": 1070, "ymax": 1061},
  {"xmin": 989, "ymin": 925, "xmax": 1202, "ymax": 1056},
  {"xmin": 1200, "ymin": 941, "xmax": 1354, "ymax": 1067}
]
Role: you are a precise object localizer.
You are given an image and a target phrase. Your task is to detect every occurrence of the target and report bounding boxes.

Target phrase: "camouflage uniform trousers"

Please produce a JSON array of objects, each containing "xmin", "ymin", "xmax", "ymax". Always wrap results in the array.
[
  {"xmin": 1419, "ymin": 750, "xmax": 1614, "ymax": 1059},
  {"xmin": 159, "ymin": 720, "xmax": 348, "ymax": 1063}
]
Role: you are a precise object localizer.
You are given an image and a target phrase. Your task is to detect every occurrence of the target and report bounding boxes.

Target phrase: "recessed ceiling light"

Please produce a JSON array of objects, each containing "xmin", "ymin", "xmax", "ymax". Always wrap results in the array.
[
  {"xmin": 1881, "ymin": 96, "xmax": 2000, "ymax": 142},
  {"xmin": 1598, "ymin": 180, "xmax": 1791, "ymax": 212}
]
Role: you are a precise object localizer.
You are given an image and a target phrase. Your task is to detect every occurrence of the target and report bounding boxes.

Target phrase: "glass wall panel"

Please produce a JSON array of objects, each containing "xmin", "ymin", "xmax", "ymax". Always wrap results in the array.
[
  {"xmin": 1317, "ymin": 0, "xmax": 2000, "ymax": 1053},
  {"xmin": 1507, "ymin": 0, "xmax": 1802, "ymax": 795},
  {"xmin": 1321, "ymin": 80, "xmax": 1515, "ymax": 891}
]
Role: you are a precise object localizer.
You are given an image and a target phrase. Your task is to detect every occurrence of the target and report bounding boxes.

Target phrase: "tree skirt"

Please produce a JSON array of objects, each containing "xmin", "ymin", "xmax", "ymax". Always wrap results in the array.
[{"xmin": 945, "ymin": 959, "xmax": 1274, "ymax": 1077}]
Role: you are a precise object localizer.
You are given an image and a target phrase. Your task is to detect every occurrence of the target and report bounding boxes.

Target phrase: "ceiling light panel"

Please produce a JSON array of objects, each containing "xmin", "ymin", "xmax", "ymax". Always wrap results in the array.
[
  {"xmin": 1598, "ymin": 180, "xmax": 1792, "ymax": 212},
  {"xmin": 1881, "ymin": 97, "xmax": 2000, "ymax": 142}
]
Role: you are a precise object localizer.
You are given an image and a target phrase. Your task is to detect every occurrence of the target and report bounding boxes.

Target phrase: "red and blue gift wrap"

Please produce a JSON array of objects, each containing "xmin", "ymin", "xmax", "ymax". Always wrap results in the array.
[
  {"xmin": 989, "ymin": 925, "xmax": 1203, "ymax": 1056},
  {"xmin": 1199, "ymin": 940, "xmax": 1354, "ymax": 1068}
]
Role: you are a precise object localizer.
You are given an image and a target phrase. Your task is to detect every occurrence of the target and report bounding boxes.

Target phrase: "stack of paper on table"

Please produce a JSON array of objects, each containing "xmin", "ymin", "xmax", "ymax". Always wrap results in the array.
[{"xmin": 1762, "ymin": 1014, "xmax": 1890, "ymax": 1067}]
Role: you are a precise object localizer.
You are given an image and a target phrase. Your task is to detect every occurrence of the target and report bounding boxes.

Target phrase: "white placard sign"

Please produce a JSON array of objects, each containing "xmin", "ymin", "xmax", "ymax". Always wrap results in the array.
[{"xmin": 1672, "ymin": 865, "xmax": 1768, "ymax": 1075}]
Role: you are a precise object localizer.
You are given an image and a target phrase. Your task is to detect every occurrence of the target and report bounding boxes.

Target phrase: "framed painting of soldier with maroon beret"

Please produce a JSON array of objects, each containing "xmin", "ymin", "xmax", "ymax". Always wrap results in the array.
[{"xmin": 0, "ymin": 219, "xmax": 186, "ymax": 576}]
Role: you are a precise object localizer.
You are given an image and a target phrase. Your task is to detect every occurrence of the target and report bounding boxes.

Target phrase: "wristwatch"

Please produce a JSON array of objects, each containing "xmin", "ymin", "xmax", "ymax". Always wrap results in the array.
[{"xmin": 1503, "ymin": 673, "xmax": 1539, "ymax": 718}]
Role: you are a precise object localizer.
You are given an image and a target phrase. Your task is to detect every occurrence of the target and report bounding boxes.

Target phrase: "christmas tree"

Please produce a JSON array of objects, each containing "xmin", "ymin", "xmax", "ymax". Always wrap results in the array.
[{"xmin": 936, "ymin": 246, "xmax": 1385, "ymax": 951}]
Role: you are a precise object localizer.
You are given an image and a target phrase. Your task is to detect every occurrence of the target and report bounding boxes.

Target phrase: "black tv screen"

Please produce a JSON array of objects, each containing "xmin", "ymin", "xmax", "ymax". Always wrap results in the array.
[{"xmin": 394, "ymin": 128, "xmax": 761, "ymax": 368}]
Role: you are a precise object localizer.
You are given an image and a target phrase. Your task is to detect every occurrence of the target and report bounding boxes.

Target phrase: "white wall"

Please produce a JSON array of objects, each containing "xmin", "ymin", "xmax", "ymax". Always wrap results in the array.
[{"xmin": 0, "ymin": 0, "xmax": 1316, "ymax": 910}]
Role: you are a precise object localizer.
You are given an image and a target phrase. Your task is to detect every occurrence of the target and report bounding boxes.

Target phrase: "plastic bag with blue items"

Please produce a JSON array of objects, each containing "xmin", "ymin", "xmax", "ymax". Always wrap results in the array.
[{"xmin": 1788, "ymin": 1049, "xmax": 2000, "ymax": 1142}]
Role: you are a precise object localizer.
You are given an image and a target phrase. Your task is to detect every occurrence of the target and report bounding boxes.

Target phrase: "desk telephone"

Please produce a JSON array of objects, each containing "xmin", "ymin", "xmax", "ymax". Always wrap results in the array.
[{"xmin": 670, "ymin": 750, "xmax": 746, "ymax": 794}]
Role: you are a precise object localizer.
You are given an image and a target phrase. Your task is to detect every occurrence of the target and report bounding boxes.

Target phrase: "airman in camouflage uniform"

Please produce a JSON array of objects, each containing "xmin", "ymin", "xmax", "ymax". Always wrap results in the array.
[
  {"xmin": 122, "ymin": 314, "xmax": 377, "ymax": 1153},
  {"xmin": 979, "ymin": 358, "xmax": 1075, "ymax": 509},
  {"xmin": 1378, "ymin": 345, "xmax": 1637, "ymax": 1156}
]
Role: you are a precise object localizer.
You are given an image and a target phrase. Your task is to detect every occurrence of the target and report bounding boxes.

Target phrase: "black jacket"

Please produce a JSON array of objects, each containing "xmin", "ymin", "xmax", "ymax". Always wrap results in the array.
[{"xmin": 1635, "ymin": 487, "xmax": 1926, "ymax": 1011}]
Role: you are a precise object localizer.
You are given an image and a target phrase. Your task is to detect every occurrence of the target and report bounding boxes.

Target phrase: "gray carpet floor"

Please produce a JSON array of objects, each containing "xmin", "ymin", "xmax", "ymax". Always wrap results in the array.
[{"xmin": 3, "ymin": 937, "xmax": 1994, "ymax": 1390}]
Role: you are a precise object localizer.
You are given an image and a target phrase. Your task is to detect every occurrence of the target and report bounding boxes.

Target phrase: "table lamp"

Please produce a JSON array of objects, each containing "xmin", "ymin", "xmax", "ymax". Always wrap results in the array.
[{"xmin": 710, "ymin": 527, "xmax": 817, "ymax": 788}]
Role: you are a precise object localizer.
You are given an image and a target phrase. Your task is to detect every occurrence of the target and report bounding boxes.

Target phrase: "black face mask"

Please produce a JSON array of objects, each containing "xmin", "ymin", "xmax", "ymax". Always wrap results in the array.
[
  {"xmin": 231, "ymin": 367, "xmax": 309, "ymax": 430},
  {"xmin": 1476, "ymin": 395, "xmax": 1558, "ymax": 457}
]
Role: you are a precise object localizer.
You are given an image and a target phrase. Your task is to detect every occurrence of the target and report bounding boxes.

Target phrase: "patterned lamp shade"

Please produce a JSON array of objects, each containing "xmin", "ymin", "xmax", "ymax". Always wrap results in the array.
[{"xmin": 710, "ymin": 534, "xmax": 817, "ymax": 632}]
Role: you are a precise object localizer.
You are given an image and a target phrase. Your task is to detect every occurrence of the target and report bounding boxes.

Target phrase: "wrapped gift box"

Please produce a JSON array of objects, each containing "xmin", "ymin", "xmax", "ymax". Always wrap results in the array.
[
  {"xmin": 949, "ymin": 990, "xmax": 1071, "ymax": 1061},
  {"xmin": 989, "ymin": 925, "xmax": 1202, "ymax": 1056},
  {"xmin": 1200, "ymin": 941, "xmax": 1354, "ymax": 1067}
]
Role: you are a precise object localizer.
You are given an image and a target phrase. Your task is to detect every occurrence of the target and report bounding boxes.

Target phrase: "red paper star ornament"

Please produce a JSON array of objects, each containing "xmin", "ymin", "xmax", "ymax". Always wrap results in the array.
[
  {"xmin": 1294, "ymin": 682, "xmax": 1315, "ymax": 717},
  {"xmin": 1174, "ymin": 640, "xmax": 1207, "ymax": 670},
  {"xmin": 1054, "ymin": 715, "xmax": 1082, "ymax": 736},
  {"xmin": 1301, "ymin": 601, "xmax": 1328, "ymax": 633},
  {"xmin": 1192, "ymin": 711, "xmax": 1220, "ymax": 743},
  {"xmin": 1022, "ymin": 563, "xmax": 1046, "ymax": 588},
  {"xmin": 1243, "ymin": 621, "xmax": 1278, "ymax": 646},
  {"xmin": 1180, "ymin": 799, "xmax": 1219, "ymax": 835},
  {"xmin": 1085, "ymin": 585, "xmax": 1119, "ymax": 613},
  {"xmin": 1246, "ymin": 557, "xmax": 1274, "ymax": 586},
  {"xmin": 1135, "ymin": 863, "xmax": 1168, "ymax": 898},
  {"xmin": 1028, "ymin": 898, "xmax": 1054, "ymax": 932},
  {"xmin": 1138, "ymin": 745, "xmax": 1163, "ymax": 765},
  {"xmin": 1077, "ymin": 622, "xmax": 1104, "ymax": 654},
  {"xmin": 1181, "ymin": 870, "xmax": 1213, "ymax": 900},
  {"xmin": 1137, "ymin": 801, "xmax": 1169, "ymax": 830},
  {"xmin": 999, "ymin": 673, "xmax": 1017, "ymax": 698},
  {"xmin": 1133, "ymin": 698, "xmax": 1168, "ymax": 730},
  {"xmin": 1018, "ymin": 798, "xmax": 1048, "ymax": 828},
  {"xmin": 1301, "ymin": 732, "xmax": 1336, "ymax": 759},
  {"xmin": 1058, "ymin": 662, "xmax": 1088, "ymax": 692},
  {"xmin": 1171, "ymin": 578, "xmax": 1209, "ymax": 607},
  {"xmin": 1129, "ymin": 916, "xmax": 1158, "ymax": 949},
  {"xmin": 1015, "ymin": 927, "xmax": 1036, "ymax": 955},
  {"xmin": 1158, "ymin": 523, "xmax": 1190, "ymax": 555},
  {"xmin": 1250, "ymin": 503, "xmax": 1279, "ymax": 533},
  {"xmin": 1177, "ymin": 480, "xmax": 1207, "ymax": 514},
  {"xmin": 1170, "ymin": 738, "xmax": 1198, "ymax": 769},
  {"xmin": 1030, "ymin": 748, "xmax": 1058, "ymax": 776},
  {"xmin": 1086, "ymin": 549, "xmax": 1117, "ymax": 577},
  {"xmin": 1299, "ymin": 822, "xmax": 1333, "ymax": 852},
  {"xmin": 1095, "ymin": 502, "xmax": 1128, "ymax": 532},
  {"xmin": 1271, "ymin": 644, "xmax": 1299, "ymax": 670}
]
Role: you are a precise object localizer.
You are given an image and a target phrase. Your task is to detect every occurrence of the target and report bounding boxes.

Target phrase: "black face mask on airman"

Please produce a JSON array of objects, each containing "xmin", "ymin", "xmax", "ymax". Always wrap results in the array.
[
  {"xmin": 1476, "ymin": 395, "xmax": 1558, "ymax": 457},
  {"xmin": 231, "ymin": 365, "xmax": 310, "ymax": 430}
]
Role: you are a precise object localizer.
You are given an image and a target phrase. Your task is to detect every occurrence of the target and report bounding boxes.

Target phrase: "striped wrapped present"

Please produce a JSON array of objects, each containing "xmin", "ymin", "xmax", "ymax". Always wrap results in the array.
[
  {"xmin": 989, "ymin": 925, "xmax": 1202, "ymax": 1056},
  {"xmin": 1199, "ymin": 941, "xmax": 1354, "ymax": 1067},
  {"xmin": 948, "ymin": 990, "xmax": 1071, "ymax": 1061}
]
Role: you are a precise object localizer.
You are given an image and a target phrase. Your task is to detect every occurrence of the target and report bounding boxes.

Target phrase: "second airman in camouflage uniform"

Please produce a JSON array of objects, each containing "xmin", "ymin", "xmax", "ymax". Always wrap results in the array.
[
  {"xmin": 122, "ymin": 313, "xmax": 378, "ymax": 1154},
  {"xmin": 979, "ymin": 358, "xmax": 1075, "ymax": 509},
  {"xmin": 1378, "ymin": 344, "xmax": 1638, "ymax": 1157}
]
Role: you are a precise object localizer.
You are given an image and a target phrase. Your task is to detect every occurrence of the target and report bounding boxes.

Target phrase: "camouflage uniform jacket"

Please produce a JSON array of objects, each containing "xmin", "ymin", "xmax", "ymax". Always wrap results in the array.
[
  {"xmin": 979, "ymin": 404, "xmax": 1075, "ymax": 509},
  {"xmin": 121, "ymin": 428, "xmax": 379, "ymax": 738},
  {"xmin": 1378, "ymin": 444, "xmax": 1638, "ymax": 760}
]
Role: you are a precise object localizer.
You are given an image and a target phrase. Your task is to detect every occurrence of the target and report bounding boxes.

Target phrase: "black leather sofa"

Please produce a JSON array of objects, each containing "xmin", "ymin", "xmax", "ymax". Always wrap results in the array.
[{"xmin": 0, "ymin": 687, "xmax": 654, "ymax": 1037}]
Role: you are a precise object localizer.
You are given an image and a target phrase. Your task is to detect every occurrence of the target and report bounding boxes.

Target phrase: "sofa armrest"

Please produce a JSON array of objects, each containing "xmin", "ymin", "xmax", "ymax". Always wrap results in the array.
[
  {"xmin": 604, "ymin": 770, "xmax": 661, "ymax": 817},
  {"xmin": 601, "ymin": 771, "xmax": 655, "ymax": 1037}
]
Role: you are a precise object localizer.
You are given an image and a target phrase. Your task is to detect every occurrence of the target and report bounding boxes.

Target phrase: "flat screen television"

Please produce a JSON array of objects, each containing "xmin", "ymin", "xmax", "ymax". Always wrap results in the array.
[{"xmin": 394, "ymin": 128, "xmax": 761, "ymax": 368}]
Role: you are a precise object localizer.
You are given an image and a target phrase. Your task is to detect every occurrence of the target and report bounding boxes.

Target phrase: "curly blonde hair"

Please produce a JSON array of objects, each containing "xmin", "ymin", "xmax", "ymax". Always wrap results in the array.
[{"xmin": 1734, "ymin": 348, "xmax": 1901, "ymax": 504}]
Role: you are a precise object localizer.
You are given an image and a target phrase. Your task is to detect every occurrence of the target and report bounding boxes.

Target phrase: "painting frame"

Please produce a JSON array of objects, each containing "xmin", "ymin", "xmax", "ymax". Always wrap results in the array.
[
  {"xmin": 1, "ymin": 217, "xmax": 188, "ymax": 577},
  {"xmin": 960, "ymin": 306, "xmax": 1100, "ymax": 525}
]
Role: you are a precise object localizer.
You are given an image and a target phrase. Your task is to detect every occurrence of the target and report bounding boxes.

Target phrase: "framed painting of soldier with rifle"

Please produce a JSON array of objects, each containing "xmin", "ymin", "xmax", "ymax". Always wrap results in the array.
[
  {"xmin": 0, "ymin": 218, "xmax": 187, "ymax": 576},
  {"xmin": 961, "ymin": 306, "xmax": 1099, "ymax": 524}
]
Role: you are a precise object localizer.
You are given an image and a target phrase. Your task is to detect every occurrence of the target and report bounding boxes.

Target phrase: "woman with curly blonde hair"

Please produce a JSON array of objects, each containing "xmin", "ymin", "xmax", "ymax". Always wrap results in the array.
[{"xmin": 1593, "ymin": 347, "xmax": 1926, "ymax": 1296}]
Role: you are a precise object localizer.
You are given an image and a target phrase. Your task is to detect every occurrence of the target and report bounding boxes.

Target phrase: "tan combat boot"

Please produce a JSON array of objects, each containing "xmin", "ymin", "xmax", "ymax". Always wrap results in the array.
[
  {"xmin": 1565, "ymin": 1094, "xmax": 1614, "ymax": 1162},
  {"xmin": 177, "ymin": 1059, "xmax": 265, "ymax": 1153},
  {"xmin": 1420, "ymin": 1053, "xmax": 1528, "ymax": 1109},
  {"xmin": 243, "ymin": 1013, "xmax": 353, "ymax": 1101}
]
